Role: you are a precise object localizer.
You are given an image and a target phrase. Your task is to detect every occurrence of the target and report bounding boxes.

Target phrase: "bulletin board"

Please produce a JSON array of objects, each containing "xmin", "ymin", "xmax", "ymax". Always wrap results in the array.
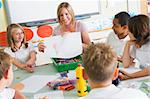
[{"xmin": 5, "ymin": 0, "xmax": 100, "ymax": 24}]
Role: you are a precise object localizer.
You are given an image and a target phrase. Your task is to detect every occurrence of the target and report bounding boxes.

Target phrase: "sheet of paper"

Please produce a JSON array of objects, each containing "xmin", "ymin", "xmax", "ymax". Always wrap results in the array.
[
  {"xmin": 35, "ymin": 50, "xmax": 53, "ymax": 66},
  {"xmin": 119, "ymin": 67, "xmax": 141, "ymax": 73},
  {"xmin": 34, "ymin": 91, "xmax": 64, "ymax": 99},
  {"xmin": 20, "ymin": 75, "xmax": 58, "ymax": 93},
  {"xmin": 44, "ymin": 32, "xmax": 82, "ymax": 58},
  {"xmin": 67, "ymin": 70, "xmax": 76, "ymax": 80},
  {"xmin": 118, "ymin": 76, "xmax": 150, "ymax": 98},
  {"xmin": 144, "ymin": 82, "xmax": 150, "ymax": 88},
  {"xmin": 56, "ymin": 70, "xmax": 76, "ymax": 80}
]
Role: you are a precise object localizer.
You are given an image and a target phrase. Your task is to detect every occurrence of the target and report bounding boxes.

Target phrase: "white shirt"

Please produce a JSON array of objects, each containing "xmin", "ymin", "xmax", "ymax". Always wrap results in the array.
[
  {"xmin": 107, "ymin": 31, "xmax": 129, "ymax": 56},
  {"xmin": 80, "ymin": 84, "xmax": 148, "ymax": 99},
  {"xmin": 130, "ymin": 41, "xmax": 150, "ymax": 68},
  {"xmin": 0, "ymin": 88, "xmax": 15, "ymax": 99},
  {"xmin": 4, "ymin": 44, "xmax": 35, "ymax": 70}
]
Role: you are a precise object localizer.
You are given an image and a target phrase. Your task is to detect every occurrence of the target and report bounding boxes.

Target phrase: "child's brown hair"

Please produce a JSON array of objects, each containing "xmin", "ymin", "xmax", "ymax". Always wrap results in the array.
[
  {"xmin": 83, "ymin": 43, "xmax": 117, "ymax": 83},
  {"xmin": 128, "ymin": 14, "xmax": 150, "ymax": 46},
  {"xmin": 0, "ymin": 51, "xmax": 11, "ymax": 80}
]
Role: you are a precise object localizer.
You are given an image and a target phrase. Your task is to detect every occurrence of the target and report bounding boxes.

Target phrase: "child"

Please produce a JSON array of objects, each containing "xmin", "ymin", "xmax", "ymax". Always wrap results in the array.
[
  {"xmin": 0, "ymin": 51, "xmax": 26, "ymax": 99},
  {"xmin": 4, "ymin": 23, "xmax": 36, "ymax": 72},
  {"xmin": 120, "ymin": 15, "xmax": 150, "ymax": 80},
  {"xmin": 81, "ymin": 43, "xmax": 148, "ymax": 99},
  {"xmin": 38, "ymin": 2, "xmax": 91, "ymax": 52},
  {"xmin": 107, "ymin": 12, "xmax": 130, "ymax": 61}
]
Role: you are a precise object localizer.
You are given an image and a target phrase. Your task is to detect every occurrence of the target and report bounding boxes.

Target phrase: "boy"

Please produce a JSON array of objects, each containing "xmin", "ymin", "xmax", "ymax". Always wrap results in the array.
[
  {"xmin": 82, "ymin": 43, "xmax": 148, "ymax": 99},
  {"xmin": 107, "ymin": 12, "xmax": 130, "ymax": 61},
  {"xmin": 0, "ymin": 51, "xmax": 26, "ymax": 99}
]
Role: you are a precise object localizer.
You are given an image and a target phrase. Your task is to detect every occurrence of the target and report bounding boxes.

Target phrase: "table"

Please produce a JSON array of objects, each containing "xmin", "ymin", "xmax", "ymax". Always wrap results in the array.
[
  {"xmin": 13, "ymin": 64, "xmax": 150, "ymax": 99},
  {"xmin": 118, "ymin": 76, "xmax": 150, "ymax": 98},
  {"xmin": 12, "ymin": 64, "xmax": 79, "ymax": 99}
]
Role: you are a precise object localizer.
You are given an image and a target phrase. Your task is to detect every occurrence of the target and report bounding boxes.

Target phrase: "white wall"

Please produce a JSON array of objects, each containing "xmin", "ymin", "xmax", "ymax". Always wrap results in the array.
[
  {"xmin": 5, "ymin": 0, "xmax": 100, "ymax": 24},
  {"xmin": 100, "ymin": 0, "xmax": 128, "ymax": 16},
  {"xmin": 128, "ymin": 0, "xmax": 141, "ymax": 15}
]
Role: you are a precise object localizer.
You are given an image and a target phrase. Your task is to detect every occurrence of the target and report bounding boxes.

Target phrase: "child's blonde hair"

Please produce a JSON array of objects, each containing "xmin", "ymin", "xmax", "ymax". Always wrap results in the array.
[
  {"xmin": 7, "ymin": 23, "xmax": 28, "ymax": 52},
  {"xmin": 57, "ymin": 2, "xmax": 75, "ymax": 25},
  {"xmin": 83, "ymin": 43, "xmax": 117, "ymax": 83},
  {"xmin": 0, "ymin": 51, "xmax": 11, "ymax": 80}
]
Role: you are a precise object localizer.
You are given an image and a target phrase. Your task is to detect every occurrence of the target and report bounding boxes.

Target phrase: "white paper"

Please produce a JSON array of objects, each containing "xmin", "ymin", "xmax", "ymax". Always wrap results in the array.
[
  {"xmin": 67, "ymin": 70, "xmax": 76, "ymax": 80},
  {"xmin": 34, "ymin": 91, "xmax": 64, "ymax": 99},
  {"xmin": 119, "ymin": 67, "xmax": 141, "ymax": 73},
  {"xmin": 44, "ymin": 32, "xmax": 82, "ymax": 58},
  {"xmin": 35, "ymin": 50, "xmax": 53, "ymax": 66},
  {"xmin": 56, "ymin": 70, "xmax": 76, "ymax": 80},
  {"xmin": 119, "ymin": 81, "xmax": 142, "ymax": 89},
  {"xmin": 20, "ymin": 75, "xmax": 58, "ymax": 93},
  {"xmin": 144, "ymin": 82, "xmax": 150, "ymax": 86}
]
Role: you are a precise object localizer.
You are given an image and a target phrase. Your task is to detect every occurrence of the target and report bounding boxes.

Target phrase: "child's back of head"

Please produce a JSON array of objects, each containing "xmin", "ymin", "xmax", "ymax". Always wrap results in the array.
[
  {"xmin": 0, "ymin": 51, "xmax": 11, "ymax": 80},
  {"xmin": 82, "ymin": 43, "xmax": 149, "ymax": 99},
  {"xmin": 83, "ymin": 43, "xmax": 117, "ymax": 83},
  {"xmin": 0, "ymin": 51, "xmax": 27, "ymax": 99}
]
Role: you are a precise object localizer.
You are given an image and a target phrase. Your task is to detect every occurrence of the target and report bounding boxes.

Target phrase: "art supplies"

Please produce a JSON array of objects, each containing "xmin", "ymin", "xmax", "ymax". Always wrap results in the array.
[
  {"xmin": 47, "ymin": 71, "xmax": 75, "ymax": 91},
  {"xmin": 52, "ymin": 55, "xmax": 82, "ymax": 72}
]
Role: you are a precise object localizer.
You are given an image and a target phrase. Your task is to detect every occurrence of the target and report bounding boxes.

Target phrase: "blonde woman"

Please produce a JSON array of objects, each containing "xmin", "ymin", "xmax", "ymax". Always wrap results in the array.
[
  {"xmin": 38, "ymin": 2, "xmax": 91, "ymax": 52},
  {"xmin": 4, "ymin": 23, "xmax": 36, "ymax": 72}
]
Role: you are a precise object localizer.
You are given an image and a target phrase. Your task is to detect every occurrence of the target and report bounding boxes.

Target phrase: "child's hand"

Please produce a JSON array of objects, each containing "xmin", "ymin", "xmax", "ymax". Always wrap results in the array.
[
  {"xmin": 24, "ymin": 65, "xmax": 34, "ymax": 73},
  {"xmin": 127, "ymin": 40, "xmax": 136, "ymax": 46},
  {"xmin": 26, "ymin": 59, "xmax": 35, "ymax": 66},
  {"xmin": 38, "ymin": 43, "xmax": 46, "ymax": 52},
  {"xmin": 117, "ymin": 56, "xmax": 122, "ymax": 62},
  {"xmin": 127, "ymin": 40, "xmax": 141, "ymax": 48},
  {"xmin": 118, "ymin": 70, "xmax": 132, "ymax": 80}
]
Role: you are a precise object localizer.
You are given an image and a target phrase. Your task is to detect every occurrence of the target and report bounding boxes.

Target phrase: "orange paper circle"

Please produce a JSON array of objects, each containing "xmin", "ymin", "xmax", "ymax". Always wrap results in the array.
[
  {"xmin": 0, "ymin": 31, "xmax": 8, "ymax": 47},
  {"xmin": 37, "ymin": 25, "xmax": 53, "ymax": 38},
  {"xmin": 23, "ymin": 27, "xmax": 34, "ymax": 41}
]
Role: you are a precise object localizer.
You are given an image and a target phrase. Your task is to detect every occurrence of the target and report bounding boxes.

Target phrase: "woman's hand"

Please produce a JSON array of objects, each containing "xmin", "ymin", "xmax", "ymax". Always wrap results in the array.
[{"xmin": 38, "ymin": 43, "xmax": 46, "ymax": 52}]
